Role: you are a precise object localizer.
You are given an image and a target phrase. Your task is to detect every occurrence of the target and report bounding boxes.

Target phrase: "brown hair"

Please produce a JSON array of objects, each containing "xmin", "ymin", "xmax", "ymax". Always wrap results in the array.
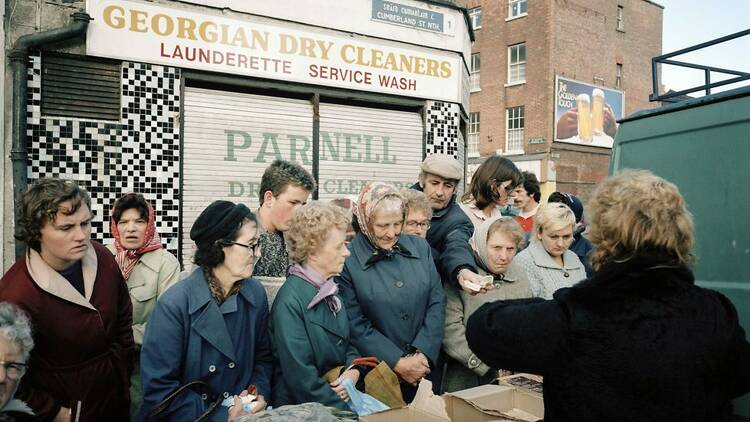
[
  {"xmin": 587, "ymin": 169, "xmax": 695, "ymax": 270},
  {"xmin": 17, "ymin": 178, "xmax": 91, "ymax": 252},
  {"xmin": 461, "ymin": 156, "xmax": 522, "ymax": 209},
  {"xmin": 258, "ymin": 159, "xmax": 316, "ymax": 206}
]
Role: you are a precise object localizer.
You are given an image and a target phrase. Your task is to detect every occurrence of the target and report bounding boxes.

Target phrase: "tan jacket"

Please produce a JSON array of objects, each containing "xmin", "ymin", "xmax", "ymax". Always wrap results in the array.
[
  {"xmin": 443, "ymin": 261, "xmax": 532, "ymax": 378},
  {"xmin": 106, "ymin": 245, "xmax": 180, "ymax": 345},
  {"xmin": 458, "ymin": 200, "xmax": 502, "ymax": 230}
]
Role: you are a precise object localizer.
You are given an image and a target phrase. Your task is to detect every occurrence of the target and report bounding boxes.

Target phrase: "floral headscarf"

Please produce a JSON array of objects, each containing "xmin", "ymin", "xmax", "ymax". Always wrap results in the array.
[
  {"xmin": 355, "ymin": 182, "xmax": 407, "ymax": 251},
  {"xmin": 110, "ymin": 196, "xmax": 162, "ymax": 279}
]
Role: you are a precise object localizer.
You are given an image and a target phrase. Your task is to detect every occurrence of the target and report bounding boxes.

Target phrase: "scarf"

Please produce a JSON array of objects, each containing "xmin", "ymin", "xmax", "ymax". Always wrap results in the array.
[
  {"xmin": 355, "ymin": 182, "xmax": 406, "ymax": 260},
  {"xmin": 470, "ymin": 215, "xmax": 518, "ymax": 275},
  {"xmin": 287, "ymin": 263, "xmax": 341, "ymax": 314},
  {"xmin": 110, "ymin": 199, "xmax": 162, "ymax": 279}
]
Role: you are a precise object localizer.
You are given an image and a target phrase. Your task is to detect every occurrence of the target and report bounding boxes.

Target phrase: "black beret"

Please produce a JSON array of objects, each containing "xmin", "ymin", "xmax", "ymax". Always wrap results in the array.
[{"xmin": 190, "ymin": 201, "xmax": 253, "ymax": 247}]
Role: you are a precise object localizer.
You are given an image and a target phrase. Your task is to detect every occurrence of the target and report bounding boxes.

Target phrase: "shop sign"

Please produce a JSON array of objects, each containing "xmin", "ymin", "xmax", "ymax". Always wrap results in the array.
[
  {"xmin": 554, "ymin": 76, "xmax": 624, "ymax": 148},
  {"xmin": 528, "ymin": 136, "xmax": 545, "ymax": 144},
  {"xmin": 87, "ymin": 0, "xmax": 462, "ymax": 103}
]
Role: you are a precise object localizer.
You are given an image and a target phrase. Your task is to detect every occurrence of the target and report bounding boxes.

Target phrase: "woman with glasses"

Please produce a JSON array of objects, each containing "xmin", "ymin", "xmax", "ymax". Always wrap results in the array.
[
  {"xmin": 107, "ymin": 193, "xmax": 180, "ymax": 417},
  {"xmin": 442, "ymin": 216, "xmax": 532, "ymax": 392},
  {"xmin": 400, "ymin": 189, "xmax": 433, "ymax": 239},
  {"xmin": 459, "ymin": 156, "xmax": 523, "ymax": 229},
  {"xmin": 0, "ymin": 302, "xmax": 34, "ymax": 418},
  {"xmin": 337, "ymin": 182, "xmax": 445, "ymax": 403},
  {"xmin": 140, "ymin": 201, "xmax": 272, "ymax": 421}
]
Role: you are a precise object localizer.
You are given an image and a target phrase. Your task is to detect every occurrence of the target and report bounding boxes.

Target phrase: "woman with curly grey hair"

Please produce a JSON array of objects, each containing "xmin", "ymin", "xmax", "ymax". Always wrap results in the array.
[
  {"xmin": 0, "ymin": 302, "xmax": 34, "ymax": 417},
  {"xmin": 269, "ymin": 202, "xmax": 364, "ymax": 409},
  {"xmin": 467, "ymin": 170, "xmax": 750, "ymax": 421}
]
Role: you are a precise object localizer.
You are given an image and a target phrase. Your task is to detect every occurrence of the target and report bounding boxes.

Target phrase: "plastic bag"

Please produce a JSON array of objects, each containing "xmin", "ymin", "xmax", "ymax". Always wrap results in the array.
[{"xmin": 341, "ymin": 377, "xmax": 389, "ymax": 416}]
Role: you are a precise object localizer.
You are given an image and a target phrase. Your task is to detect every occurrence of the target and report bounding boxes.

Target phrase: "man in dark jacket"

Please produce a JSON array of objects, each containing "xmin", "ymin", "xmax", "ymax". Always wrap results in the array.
[
  {"xmin": 412, "ymin": 154, "xmax": 486, "ymax": 294},
  {"xmin": 0, "ymin": 178, "xmax": 134, "ymax": 421}
]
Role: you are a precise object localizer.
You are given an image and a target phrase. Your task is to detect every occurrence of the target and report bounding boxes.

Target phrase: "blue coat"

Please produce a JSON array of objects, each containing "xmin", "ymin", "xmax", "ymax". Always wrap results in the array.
[
  {"xmin": 139, "ymin": 269, "xmax": 273, "ymax": 422},
  {"xmin": 411, "ymin": 184, "xmax": 476, "ymax": 285},
  {"xmin": 270, "ymin": 274, "xmax": 358, "ymax": 409},
  {"xmin": 336, "ymin": 234, "xmax": 445, "ymax": 368}
]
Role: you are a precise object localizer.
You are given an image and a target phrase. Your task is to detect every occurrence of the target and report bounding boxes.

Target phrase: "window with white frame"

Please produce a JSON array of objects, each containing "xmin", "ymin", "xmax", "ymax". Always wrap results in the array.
[
  {"xmin": 616, "ymin": 5, "xmax": 624, "ymax": 31},
  {"xmin": 469, "ymin": 7, "xmax": 482, "ymax": 30},
  {"xmin": 468, "ymin": 112, "xmax": 480, "ymax": 156},
  {"xmin": 470, "ymin": 53, "xmax": 481, "ymax": 92},
  {"xmin": 508, "ymin": 0, "xmax": 527, "ymax": 18},
  {"xmin": 506, "ymin": 106, "xmax": 524, "ymax": 153},
  {"xmin": 616, "ymin": 63, "xmax": 623, "ymax": 88},
  {"xmin": 508, "ymin": 43, "xmax": 526, "ymax": 84}
]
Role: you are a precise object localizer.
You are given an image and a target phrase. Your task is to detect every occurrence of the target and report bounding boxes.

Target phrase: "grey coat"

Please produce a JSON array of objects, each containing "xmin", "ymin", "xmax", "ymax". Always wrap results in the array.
[
  {"xmin": 514, "ymin": 240, "xmax": 586, "ymax": 299},
  {"xmin": 442, "ymin": 261, "xmax": 532, "ymax": 392},
  {"xmin": 336, "ymin": 233, "xmax": 445, "ymax": 368}
]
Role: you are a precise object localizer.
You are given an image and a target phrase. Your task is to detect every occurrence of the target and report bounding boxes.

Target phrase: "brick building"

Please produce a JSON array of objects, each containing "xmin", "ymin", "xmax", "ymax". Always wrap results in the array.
[{"xmin": 461, "ymin": 0, "xmax": 663, "ymax": 201}]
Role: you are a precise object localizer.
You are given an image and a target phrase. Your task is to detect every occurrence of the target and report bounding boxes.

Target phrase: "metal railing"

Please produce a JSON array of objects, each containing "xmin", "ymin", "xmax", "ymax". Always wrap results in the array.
[{"xmin": 651, "ymin": 28, "xmax": 750, "ymax": 102}]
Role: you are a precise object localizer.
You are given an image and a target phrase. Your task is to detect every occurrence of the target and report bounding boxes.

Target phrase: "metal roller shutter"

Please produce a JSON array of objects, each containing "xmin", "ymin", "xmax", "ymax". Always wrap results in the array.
[
  {"xmin": 182, "ymin": 86, "xmax": 313, "ymax": 265},
  {"xmin": 318, "ymin": 103, "xmax": 423, "ymax": 201}
]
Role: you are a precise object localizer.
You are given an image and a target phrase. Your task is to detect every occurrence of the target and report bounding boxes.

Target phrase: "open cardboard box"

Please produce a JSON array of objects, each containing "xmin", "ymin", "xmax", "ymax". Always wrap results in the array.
[{"xmin": 361, "ymin": 375, "xmax": 544, "ymax": 422}]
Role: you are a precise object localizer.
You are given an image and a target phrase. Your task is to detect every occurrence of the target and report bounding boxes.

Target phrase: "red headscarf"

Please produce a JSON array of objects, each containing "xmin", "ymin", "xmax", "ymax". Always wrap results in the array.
[{"xmin": 110, "ymin": 197, "xmax": 162, "ymax": 279}]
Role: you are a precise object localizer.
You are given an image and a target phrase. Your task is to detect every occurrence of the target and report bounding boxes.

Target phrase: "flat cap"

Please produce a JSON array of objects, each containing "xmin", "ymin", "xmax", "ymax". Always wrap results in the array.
[{"xmin": 421, "ymin": 153, "xmax": 463, "ymax": 181}]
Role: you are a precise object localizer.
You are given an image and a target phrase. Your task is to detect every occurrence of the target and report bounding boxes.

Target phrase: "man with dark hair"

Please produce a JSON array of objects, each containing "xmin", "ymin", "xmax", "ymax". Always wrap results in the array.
[
  {"xmin": 0, "ymin": 178, "xmax": 134, "ymax": 421},
  {"xmin": 513, "ymin": 171, "xmax": 541, "ymax": 234},
  {"xmin": 253, "ymin": 160, "xmax": 316, "ymax": 277}
]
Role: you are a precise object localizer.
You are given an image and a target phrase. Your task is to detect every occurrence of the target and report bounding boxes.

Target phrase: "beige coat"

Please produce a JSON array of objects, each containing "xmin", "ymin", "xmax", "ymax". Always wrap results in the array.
[
  {"xmin": 106, "ymin": 245, "xmax": 180, "ymax": 345},
  {"xmin": 442, "ymin": 261, "xmax": 532, "ymax": 391},
  {"xmin": 458, "ymin": 200, "xmax": 503, "ymax": 229}
]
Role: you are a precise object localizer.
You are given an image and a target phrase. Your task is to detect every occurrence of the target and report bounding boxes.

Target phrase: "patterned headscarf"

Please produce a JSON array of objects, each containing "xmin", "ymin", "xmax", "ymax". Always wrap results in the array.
[
  {"xmin": 355, "ymin": 182, "xmax": 407, "ymax": 251},
  {"xmin": 110, "ymin": 196, "xmax": 162, "ymax": 280}
]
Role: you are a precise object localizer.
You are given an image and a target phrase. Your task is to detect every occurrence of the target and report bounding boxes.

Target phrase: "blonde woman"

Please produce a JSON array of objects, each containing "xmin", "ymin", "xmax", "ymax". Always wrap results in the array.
[
  {"xmin": 466, "ymin": 169, "xmax": 750, "ymax": 421},
  {"xmin": 513, "ymin": 202, "xmax": 586, "ymax": 299}
]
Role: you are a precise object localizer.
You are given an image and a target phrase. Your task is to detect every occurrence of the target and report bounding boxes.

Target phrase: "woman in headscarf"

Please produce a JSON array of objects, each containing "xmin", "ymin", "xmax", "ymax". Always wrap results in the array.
[
  {"xmin": 140, "ymin": 201, "xmax": 272, "ymax": 421},
  {"xmin": 107, "ymin": 193, "xmax": 180, "ymax": 417},
  {"xmin": 466, "ymin": 170, "xmax": 750, "ymax": 421},
  {"xmin": 270, "ymin": 202, "xmax": 364, "ymax": 409},
  {"xmin": 442, "ymin": 216, "xmax": 532, "ymax": 392},
  {"xmin": 336, "ymin": 182, "xmax": 445, "ymax": 403}
]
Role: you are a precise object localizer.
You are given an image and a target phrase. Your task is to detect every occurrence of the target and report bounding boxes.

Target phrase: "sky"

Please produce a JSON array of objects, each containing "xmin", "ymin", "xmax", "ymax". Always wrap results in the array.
[{"xmin": 658, "ymin": 0, "xmax": 750, "ymax": 95}]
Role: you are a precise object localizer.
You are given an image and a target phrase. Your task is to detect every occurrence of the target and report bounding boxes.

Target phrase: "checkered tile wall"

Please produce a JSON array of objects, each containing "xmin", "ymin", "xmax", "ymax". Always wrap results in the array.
[
  {"xmin": 26, "ymin": 53, "xmax": 182, "ymax": 257},
  {"xmin": 426, "ymin": 101, "xmax": 462, "ymax": 159}
]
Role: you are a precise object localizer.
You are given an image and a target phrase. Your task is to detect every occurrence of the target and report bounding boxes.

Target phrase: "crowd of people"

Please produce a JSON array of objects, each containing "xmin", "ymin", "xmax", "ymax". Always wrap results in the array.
[{"xmin": 0, "ymin": 155, "xmax": 748, "ymax": 421}]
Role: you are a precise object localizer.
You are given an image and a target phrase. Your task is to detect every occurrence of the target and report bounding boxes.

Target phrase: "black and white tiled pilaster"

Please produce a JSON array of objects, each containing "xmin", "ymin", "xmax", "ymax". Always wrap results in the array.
[
  {"xmin": 26, "ymin": 53, "xmax": 182, "ymax": 257},
  {"xmin": 425, "ymin": 101, "xmax": 463, "ymax": 161}
]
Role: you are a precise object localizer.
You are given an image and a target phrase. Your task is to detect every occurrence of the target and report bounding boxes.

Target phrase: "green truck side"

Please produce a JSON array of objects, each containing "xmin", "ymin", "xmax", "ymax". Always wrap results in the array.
[{"xmin": 611, "ymin": 85, "xmax": 750, "ymax": 417}]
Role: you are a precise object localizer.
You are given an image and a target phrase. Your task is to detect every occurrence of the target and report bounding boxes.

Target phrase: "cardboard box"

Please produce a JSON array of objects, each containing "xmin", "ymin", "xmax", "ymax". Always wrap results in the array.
[
  {"xmin": 362, "ymin": 376, "xmax": 544, "ymax": 422},
  {"xmin": 360, "ymin": 380, "xmax": 450, "ymax": 422}
]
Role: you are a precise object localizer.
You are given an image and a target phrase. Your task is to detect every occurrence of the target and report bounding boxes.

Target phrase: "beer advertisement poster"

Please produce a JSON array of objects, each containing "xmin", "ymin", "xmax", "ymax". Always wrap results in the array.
[{"xmin": 554, "ymin": 76, "xmax": 624, "ymax": 148}]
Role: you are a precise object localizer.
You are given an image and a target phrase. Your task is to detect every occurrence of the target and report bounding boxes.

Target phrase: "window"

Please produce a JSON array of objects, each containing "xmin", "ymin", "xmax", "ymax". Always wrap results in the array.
[
  {"xmin": 508, "ymin": 0, "xmax": 527, "ymax": 19},
  {"xmin": 470, "ymin": 53, "xmax": 481, "ymax": 92},
  {"xmin": 508, "ymin": 43, "xmax": 526, "ymax": 84},
  {"xmin": 616, "ymin": 5, "xmax": 624, "ymax": 31},
  {"xmin": 469, "ymin": 7, "xmax": 482, "ymax": 30},
  {"xmin": 616, "ymin": 63, "xmax": 623, "ymax": 89},
  {"xmin": 468, "ymin": 112, "xmax": 480, "ymax": 156},
  {"xmin": 506, "ymin": 106, "xmax": 524, "ymax": 153},
  {"xmin": 41, "ymin": 53, "xmax": 121, "ymax": 120}
]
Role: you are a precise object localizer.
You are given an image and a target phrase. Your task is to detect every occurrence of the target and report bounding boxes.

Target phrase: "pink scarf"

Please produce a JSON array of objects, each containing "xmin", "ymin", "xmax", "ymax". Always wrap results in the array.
[
  {"xmin": 287, "ymin": 263, "xmax": 341, "ymax": 314},
  {"xmin": 110, "ymin": 199, "xmax": 162, "ymax": 280}
]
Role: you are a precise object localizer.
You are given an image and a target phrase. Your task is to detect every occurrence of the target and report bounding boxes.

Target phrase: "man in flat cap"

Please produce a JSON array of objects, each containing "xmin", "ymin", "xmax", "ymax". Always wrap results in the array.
[{"xmin": 412, "ymin": 154, "xmax": 486, "ymax": 294}]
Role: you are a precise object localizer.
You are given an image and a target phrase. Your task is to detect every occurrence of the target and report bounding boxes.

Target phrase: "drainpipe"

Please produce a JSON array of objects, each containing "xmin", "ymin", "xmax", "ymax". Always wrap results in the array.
[{"xmin": 8, "ymin": 11, "xmax": 91, "ymax": 258}]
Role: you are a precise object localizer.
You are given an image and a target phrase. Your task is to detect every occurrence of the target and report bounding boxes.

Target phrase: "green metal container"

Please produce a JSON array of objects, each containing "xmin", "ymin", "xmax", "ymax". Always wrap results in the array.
[{"xmin": 611, "ymin": 85, "xmax": 750, "ymax": 417}]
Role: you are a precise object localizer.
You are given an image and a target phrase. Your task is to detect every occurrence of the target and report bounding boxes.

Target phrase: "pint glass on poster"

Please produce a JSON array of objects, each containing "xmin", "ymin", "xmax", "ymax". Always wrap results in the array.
[
  {"xmin": 592, "ymin": 88, "xmax": 605, "ymax": 135},
  {"xmin": 576, "ymin": 93, "xmax": 592, "ymax": 142}
]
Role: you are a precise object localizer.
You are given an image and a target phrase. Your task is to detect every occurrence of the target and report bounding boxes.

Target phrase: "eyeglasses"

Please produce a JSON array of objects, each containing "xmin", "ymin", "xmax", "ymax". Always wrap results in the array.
[
  {"xmin": 405, "ymin": 220, "xmax": 431, "ymax": 230},
  {"xmin": 228, "ymin": 241, "xmax": 261, "ymax": 255},
  {"xmin": 0, "ymin": 360, "xmax": 27, "ymax": 380}
]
